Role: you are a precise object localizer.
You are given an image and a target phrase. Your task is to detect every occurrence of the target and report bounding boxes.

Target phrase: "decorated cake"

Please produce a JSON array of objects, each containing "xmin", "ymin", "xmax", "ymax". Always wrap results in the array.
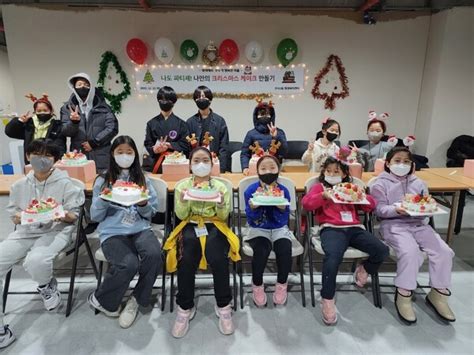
[
  {"xmin": 164, "ymin": 152, "xmax": 188, "ymax": 164},
  {"xmin": 101, "ymin": 180, "xmax": 148, "ymax": 204},
  {"xmin": 335, "ymin": 146, "xmax": 363, "ymax": 179},
  {"xmin": 332, "ymin": 183, "xmax": 366, "ymax": 203},
  {"xmin": 21, "ymin": 197, "xmax": 65, "ymax": 225},
  {"xmin": 251, "ymin": 185, "xmax": 287, "ymax": 205},
  {"xmin": 401, "ymin": 193, "xmax": 437, "ymax": 213},
  {"xmin": 60, "ymin": 150, "xmax": 88, "ymax": 166},
  {"xmin": 187, "ymin": 181, "xmax": 220, "ymax": 200}
]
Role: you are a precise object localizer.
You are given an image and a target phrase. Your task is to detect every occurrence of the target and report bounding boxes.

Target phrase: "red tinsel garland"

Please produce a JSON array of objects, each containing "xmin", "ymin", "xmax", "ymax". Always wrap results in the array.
[{"xmin": 311, "ymin": 54, "xmax": 349, "ymax": 110}]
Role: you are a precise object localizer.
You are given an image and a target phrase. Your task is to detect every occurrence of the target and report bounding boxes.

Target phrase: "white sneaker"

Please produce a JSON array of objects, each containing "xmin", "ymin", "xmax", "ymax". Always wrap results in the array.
[
  {"xmin": 119, "ymin": 296, "xmax": 139, "ymax": 329},
  {"xmin": 214, "ymin": 305, "xmax": 235, "ymax": 335},
  {"xmin": 87, "ymin": 292, "xmax": 121, "ymax": 317},
  {"xmin": 37, "ymin": 278, "xmax": 61, "ymax": 311},
  {"xmin": 0, "ymin": 325, "xmax": 15, "ymax": 349},
  {"xmin": 172, "ymin": 306, "xmax": 196, "ymax": 338}
]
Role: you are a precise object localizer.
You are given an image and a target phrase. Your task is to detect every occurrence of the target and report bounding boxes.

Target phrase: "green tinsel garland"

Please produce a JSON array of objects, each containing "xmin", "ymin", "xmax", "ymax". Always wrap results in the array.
[{"xmin": 97, "ymin": 51, "xmax": 131, "ymax": 114}]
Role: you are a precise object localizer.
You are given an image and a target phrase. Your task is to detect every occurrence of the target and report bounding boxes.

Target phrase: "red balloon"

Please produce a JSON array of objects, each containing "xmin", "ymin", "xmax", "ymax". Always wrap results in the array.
[
  {"xmin": 126, "ymin": 38, "xmax": 148, "ymax": 65},
  {"xmin": 219, "ymin": 39, "xmax": 239, "ymax": 65}
]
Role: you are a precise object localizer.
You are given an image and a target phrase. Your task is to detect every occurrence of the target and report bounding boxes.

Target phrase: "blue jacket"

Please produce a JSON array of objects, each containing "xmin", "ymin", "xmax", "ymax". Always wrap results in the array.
[
  {"xmin": 244, "ymin": 182, "xmax": 290, "ymax": 229},
  {"xmin": 240, "ymin": 106, "xmax": 288, "ymax": 169},
  {"xmin": 90, "ymin": 172, "xmax": 159, "ymax": 243}
]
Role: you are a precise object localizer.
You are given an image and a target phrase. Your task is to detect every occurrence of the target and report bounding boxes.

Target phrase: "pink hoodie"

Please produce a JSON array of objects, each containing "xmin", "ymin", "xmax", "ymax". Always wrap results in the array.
[
  {"xmin": 370, "ymin": 171, "xmax": 428, "ymax": 225},
  {"xmin": 302, "ymin": 182, "xmax": 376, "ymax": 226}
]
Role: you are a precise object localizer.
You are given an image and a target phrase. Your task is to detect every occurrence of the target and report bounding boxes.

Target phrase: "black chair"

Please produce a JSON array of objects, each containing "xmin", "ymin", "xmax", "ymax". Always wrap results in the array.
[{"xmin": 285, "ymin": 140, "xmax": 308, "ymax": 159}]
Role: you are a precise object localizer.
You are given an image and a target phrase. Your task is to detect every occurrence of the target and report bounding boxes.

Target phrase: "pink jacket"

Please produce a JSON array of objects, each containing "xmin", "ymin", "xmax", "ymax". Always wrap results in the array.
[
  {"xmin": 302, "ymin": 182, "xmax": 376, "ymax": 226},
  {"xmin": 370, "ymin": 171, "xmax": 428, "ymax": 225}
]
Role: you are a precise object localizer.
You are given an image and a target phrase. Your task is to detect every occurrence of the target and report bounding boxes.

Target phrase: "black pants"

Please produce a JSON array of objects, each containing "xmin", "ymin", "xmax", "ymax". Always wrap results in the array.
[
  {"xmin": 320, "ymin": 227, "xmax": 389, "ymax": 300},
  {"xmin": 95, "ymin": 229, "xmax": 162, "ymax": 312},
  {"xmin": 177, "ymin": 224, "xmax": 232, "ymax": 310},
  {"xmin": 247, "ymin": 237, "xmax": 292, "ymax": 286}
]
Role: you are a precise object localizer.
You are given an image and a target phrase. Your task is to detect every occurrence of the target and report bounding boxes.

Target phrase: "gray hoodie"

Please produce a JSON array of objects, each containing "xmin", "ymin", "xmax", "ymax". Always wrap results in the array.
[
  {"xmin": 7, "ymin": 169, "xmax": 85, "ymax": 240},
  {"xmin": 60, "ymin": 73, "xmax": 119, "ymax": 172}
]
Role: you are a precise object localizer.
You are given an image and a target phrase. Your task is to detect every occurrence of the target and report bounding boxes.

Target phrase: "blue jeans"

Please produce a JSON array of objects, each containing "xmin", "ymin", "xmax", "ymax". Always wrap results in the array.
[{"xmin": 320, "ymin": 227, "xmax": 389, "ymax": 300}]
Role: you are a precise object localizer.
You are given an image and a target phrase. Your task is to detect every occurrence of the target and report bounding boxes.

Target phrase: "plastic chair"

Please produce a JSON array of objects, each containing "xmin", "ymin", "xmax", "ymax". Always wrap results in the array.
[{"xmin": 231, "ymin": 151, "xmax": 242, "ymax": 173}]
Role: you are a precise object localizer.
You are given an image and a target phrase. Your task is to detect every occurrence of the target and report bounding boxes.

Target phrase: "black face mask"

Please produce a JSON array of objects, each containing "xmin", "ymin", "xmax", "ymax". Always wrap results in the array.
[
  {"xmin": 75, "ymin": 87, "xmax": 90, "ymax": 100},
  {"xmin": 159, "ymin": 100, "xmax": 174, "ymax": 112},
  {"xmin": 258, "ymin": 116, "xmax": 272, "ymax": 125},
  {"xmin": 196, "ymin": 99, "xmax": 211, "ymax": 110},
  {"xmin": 326, "ymin": 132, "xmax": 338, "ymax": 142},
  {"xmin": 36, "ymin": 113, "xmax": 52, "ymax": 122},
  {"xmin": 258, "ymin": 172, "xmax": 279, "ymax": 185}
]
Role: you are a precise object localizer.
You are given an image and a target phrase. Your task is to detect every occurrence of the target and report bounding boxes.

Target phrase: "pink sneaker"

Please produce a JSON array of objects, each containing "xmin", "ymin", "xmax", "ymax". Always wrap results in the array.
[
  {"xmin": 172, "ymin": 306, "xmax": 196, "ymax": 338},
  {"xmin": 321, "ymin": 298, "xmax": 337, "ymax": 325},
  {"xmin": 214, "ymin": 304, "xmax": 235, "ymax": 335},
  {"xmin": 252, "ymin": 284, "xmax": 267, "ymax": 307},
  {"xmin": 273, "ymin": 282, "xmax": 288, "ymax": 306},
  {"xmin": 354, "ymin": 264, "xmax": 369, "ymax": 288}
]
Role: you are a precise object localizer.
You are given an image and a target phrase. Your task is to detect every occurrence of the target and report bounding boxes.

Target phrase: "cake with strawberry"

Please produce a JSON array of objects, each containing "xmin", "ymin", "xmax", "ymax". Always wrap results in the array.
[
  {"xmin": 60, "ymin": 150, "xmax": 88, "ymax": 166},
  {"xmin": 401, "ymin": 193, "xmax": 437, "ymax": 213},
  {"xmin": 187, "ymin": 181, "xmax": 220, "ymax": 200},
  {"xmin": 333, "ymin": 183, "xmax": 366, "ymax": 203},
  {"xmin": 252, "ymin": 185, "xmax": 287, "ymax": 205},
  {"xmin": 21, "ymin": 197, "xmax": 65, "ymax": 225},
  {"xmin": 101, "ymin": 180, "xmax": 149, "ymax": 204}
]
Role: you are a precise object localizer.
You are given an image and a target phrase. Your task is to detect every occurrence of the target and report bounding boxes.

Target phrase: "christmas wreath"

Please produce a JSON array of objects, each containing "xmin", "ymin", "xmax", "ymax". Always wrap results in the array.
[{"xmin": 97, "ymin": 51, "xmax": 131, "ymax": 114}]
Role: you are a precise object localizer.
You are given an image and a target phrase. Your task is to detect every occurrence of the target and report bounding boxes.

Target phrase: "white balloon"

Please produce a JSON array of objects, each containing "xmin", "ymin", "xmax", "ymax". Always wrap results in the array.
[
  {"xmin": 244, "ymin": 41, "xmax": 263, "ymax": 64},
  {"xmin": 154, "ymin": 38, "xmax": 175, "ymax": 64}
]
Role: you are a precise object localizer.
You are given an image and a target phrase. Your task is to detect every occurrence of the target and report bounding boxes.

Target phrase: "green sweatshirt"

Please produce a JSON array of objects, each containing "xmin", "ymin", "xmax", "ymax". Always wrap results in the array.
[{"xmin": 174, "ymin": 177, "xmax": 231, "ymax": 221}]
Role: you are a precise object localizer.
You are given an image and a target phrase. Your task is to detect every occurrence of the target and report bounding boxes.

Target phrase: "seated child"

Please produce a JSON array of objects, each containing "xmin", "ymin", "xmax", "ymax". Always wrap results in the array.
[
  {"xmin": 244, "ymin": 155, "xmax": 292, "ymax": 307},
  {"xmin": 164, "ymin": 147, "xmax": 240, "ymax": 338},
  {"xmin": 0, "ymin": 139, "xmax": 85, "ymax": 347},
  {"xmin": 88, "ymin": 135, "xmax": 162, "ymax": 329},
  {"xmin": 301, "ymin": 157, "xmax": 389, "ymax": 325},
  {"xmin": 241, "ymin": 99, "xmax": 287, "ymax": 175},
  {"xmin": 301, "ymin": 118, "xmax": 340, "ymax": 173},
  {"xmin": 370, "ymin": 147, "xmax": 455, "ymax": 324}
]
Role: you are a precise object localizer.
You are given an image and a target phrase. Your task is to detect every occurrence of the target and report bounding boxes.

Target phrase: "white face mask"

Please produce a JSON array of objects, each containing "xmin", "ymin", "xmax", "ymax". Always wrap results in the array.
[
  {"xmin": 324, "ymin": 175, "xmax": 342, "ymax": 185},
  {"xmin": 368, "ymin": 131, "xmax": 383, "ymax": 140},
  {"xmin": 191, "ymin": 162, "xmax": 212, "ymax": 177},
  {"xmin": 114, "ymin": 154, "xmax": 135, "ymax": 169},
  {"xmin": 390, "ymin": 163, "xmax": 411, "ymax": 177}
]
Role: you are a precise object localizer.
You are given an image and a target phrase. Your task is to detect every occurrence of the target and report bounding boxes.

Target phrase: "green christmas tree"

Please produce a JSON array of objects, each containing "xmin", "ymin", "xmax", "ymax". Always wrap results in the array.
[{"xmin": 143, "ymin": 69, "xmax": 155, "ymax": 84}]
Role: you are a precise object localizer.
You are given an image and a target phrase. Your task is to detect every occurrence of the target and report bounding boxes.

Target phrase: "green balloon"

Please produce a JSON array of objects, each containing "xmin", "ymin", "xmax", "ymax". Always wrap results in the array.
[
  {"xmin": 180, "ymin": 39, "xmax": 199, "ymax": 62},
  {"xmin": 277, "ymin": 38, "xmax": 298, "ymax": 67}
]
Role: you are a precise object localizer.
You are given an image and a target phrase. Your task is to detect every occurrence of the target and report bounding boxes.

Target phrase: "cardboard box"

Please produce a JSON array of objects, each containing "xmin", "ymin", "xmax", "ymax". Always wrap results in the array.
[
  {"xmin": 464, "ymin": 159, "xmax": 474, "ymax": 178},
  {"xmin": 25, "ymin": 160, "xmax": 97, "ymax": 183}
]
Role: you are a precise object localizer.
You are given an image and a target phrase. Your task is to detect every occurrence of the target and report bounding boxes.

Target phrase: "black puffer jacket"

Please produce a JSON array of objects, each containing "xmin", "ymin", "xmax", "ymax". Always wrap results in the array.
[
  {"xmin": 447, "ymin": 135, "xmax": 474, "ymax": 167},
  {"xmin": 60, "ymin": 90, "xmax": 118, "ymax": 172},
  {"xmin": 5, "ymin": 116, "xmax": 66, "ymax": 164}
]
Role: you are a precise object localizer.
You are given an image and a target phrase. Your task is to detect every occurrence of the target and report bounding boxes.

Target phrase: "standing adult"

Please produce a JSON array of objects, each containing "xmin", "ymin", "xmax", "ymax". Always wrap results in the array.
[
  {"xmin": 143, "ymin": 86, "xmax": 189, "ymax": 173},
  {"xmin": 60, "ymin": 73, "xmax": 119, "ymax": 173},
  {"xmin": 186, "ymin": 86, "xmax": 230, "ymax": 172}
]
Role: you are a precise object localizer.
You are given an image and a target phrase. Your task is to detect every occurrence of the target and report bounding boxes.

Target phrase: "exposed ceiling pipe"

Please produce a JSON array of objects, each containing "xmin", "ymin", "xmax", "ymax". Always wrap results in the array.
[
  {"xmin": 138, "ymin": 0, "xmax": 150, "ymax": 10},
  {"xmin": 359, "ymin": 0, "xmax": 380, "ymax": 12}
]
